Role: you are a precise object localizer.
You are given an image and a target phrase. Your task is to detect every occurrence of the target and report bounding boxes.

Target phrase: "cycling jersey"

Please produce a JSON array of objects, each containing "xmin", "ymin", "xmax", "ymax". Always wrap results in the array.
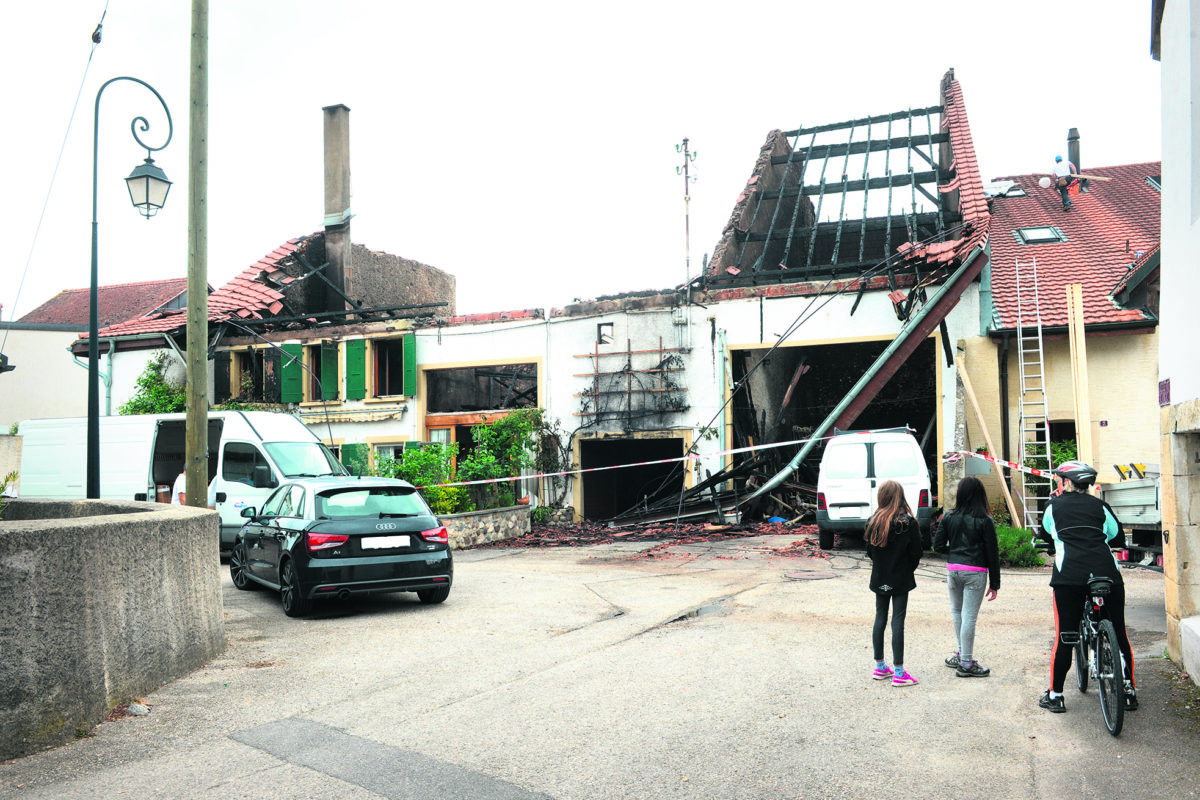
[{"xmin": 1041, "ymin": 491, "xmax": 1122, "ymax": 586}]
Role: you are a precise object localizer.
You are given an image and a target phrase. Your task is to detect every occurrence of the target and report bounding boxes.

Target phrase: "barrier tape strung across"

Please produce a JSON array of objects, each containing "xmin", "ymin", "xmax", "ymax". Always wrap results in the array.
[
  {"xmin": 942, "ymin": 450, "xmax": 1053, "ymax": 479},
  {"xmin": 416, "ymin": 426, "xmax": 913, "ymax": 490}
]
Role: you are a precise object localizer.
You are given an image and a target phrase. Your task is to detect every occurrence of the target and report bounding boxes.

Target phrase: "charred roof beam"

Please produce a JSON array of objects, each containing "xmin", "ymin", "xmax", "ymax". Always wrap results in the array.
[
  {"xmin": 785, "ymin": 105, "xmax": 944, "ymax": 137},
  {"xmin": 762, "ymin": 169, "xmax": 944, "ymax": 201},
  {"xmin": 738, "ymin": 211, "xmax": 956, "ymax": 243},
  {"xmin": 770, "ymin": 133, "xmax": 949, "ymax": 163}
]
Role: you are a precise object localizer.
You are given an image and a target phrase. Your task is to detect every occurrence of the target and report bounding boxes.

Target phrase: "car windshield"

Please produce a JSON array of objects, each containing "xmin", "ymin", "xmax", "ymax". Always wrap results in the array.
[
  {"xmin": 315, "ymin": 486, "xmax": 432, "ymax": 519},
  {"xmin": 264, "ymin": 442, "xmax": 347, "ymax": 478}
]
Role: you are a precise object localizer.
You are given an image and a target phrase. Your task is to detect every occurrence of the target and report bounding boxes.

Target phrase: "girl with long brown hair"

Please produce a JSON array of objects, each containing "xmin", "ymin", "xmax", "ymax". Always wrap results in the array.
[{"xmin": 866, "ymin": 480, "xmax": 924, "ymax": 686}]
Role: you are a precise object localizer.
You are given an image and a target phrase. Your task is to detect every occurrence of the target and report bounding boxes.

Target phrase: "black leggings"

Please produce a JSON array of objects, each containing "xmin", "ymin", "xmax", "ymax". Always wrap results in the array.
[
  {"xmin": 872, "ymin": 591, "xmax": 909, "ymax": 665},
  {"xmin": 1051, "ymin": 582, "xmax": 1135, "ymax": 692}
]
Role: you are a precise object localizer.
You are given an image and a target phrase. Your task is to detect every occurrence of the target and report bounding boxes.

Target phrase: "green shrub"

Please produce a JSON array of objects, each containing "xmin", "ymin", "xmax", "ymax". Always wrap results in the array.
[
  {"xmin": 378, "ymin": 442, "xmax": 468, "ymax": 516},
  {"xmin": 119, "ymin": 352, "xmax": 186, "ymax": 414},
  {"xmin": 996, "ymin": 525, "xmax": 1044, "ymax": 568}
]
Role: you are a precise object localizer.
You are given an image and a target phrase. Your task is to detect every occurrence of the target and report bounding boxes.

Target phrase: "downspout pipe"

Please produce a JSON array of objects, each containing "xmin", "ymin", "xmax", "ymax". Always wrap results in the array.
[
  {"xmin": 999, "ymin": 332, "xmax": 1011, "ymax": 466},
  {"xmin": 746, "ymin": 246, "xmax": 989, "ymax": 502}
]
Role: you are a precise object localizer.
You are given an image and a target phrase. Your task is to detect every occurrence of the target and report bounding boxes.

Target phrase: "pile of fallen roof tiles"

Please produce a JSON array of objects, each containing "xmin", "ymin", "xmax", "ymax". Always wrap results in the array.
[{"xmin": 471, "ymin": 519, "xmax": 824, "ymax": 553}]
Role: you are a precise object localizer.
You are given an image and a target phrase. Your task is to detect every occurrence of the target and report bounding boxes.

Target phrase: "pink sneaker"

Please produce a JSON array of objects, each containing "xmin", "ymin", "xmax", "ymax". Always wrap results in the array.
[
  {"xmin": 892, "ymin": 671, "xmax": 919, "ymax": 687},
  {"xmin": 872, "ymin": 666, "xmax": 895, "ymax": 681}
]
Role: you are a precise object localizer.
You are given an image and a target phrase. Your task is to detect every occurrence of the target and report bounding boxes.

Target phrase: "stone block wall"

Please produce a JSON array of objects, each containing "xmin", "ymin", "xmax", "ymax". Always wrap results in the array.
[
  {"xmin": 442, "ymin": 504, "xmax": 530, "ymax": 549},
  {"xmin": 0, "ymin": 500, "xmax": 225, "ymax": 760}
]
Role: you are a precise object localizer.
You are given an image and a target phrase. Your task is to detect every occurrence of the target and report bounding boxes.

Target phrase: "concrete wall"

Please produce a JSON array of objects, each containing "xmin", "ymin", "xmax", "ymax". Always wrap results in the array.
[
  {"xmin": 1159, "ymin": 0, "xmax": 1200, "ymax": 683},
  {"xmin": 0, "ymin": 500, "xmax": 225, "ymax": 760},
  {"xmin": 0, "ymin": 434, "xmax": 20, "ymax": 493}
]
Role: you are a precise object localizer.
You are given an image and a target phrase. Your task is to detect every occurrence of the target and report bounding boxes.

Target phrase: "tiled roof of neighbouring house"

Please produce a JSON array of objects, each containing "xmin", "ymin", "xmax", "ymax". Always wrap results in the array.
[
  {"xmin": 19, "ymin": 278, "xmax": 189, "ymax": 329},
  {"xmin": 87, "ymin": 236, "xmax": 314, "ymax": 339},
  {"xmin": 987, "ymin": 162, "xmax": 1161, "ymax": 331}
]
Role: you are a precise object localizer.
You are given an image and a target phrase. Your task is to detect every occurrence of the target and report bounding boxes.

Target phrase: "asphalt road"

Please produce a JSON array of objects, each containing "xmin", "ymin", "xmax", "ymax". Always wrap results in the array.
[{"xmin": 2, "ymin": 534, "xmax": 1197, "ymax": 799}]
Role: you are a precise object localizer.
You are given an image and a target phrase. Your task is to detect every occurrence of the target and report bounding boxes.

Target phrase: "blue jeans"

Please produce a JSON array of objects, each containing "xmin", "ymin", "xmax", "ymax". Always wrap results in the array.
[{"xmin": 947, "ymin": 570, "xmax": 988, "ymax": 661}]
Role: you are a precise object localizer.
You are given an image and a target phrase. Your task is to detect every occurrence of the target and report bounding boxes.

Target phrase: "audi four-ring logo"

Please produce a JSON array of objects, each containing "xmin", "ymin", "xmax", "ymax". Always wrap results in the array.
[{"xmin": 376, "ymin": 522, "xmax": 398, "ymax": 531}]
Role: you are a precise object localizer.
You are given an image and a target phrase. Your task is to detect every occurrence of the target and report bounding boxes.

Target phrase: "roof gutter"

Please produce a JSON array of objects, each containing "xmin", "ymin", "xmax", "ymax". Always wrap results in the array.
[
  {"xmin": 987, "ymin": 316, "xmax": 1159, "ymax": 341},
  {"xmin": 746, "ymin": 244, "xmax": 989, "ymax": 502}
]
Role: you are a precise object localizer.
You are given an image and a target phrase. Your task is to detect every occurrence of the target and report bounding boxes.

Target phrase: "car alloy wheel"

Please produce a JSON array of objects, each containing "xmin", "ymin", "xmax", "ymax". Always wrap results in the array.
[
  {"xmin": 230, "ymin": 544, "xmax": 256, "ymax": 591},
  {"xmin": 280, "ymin": 560, "xmax": 311, "ymax": 618}
]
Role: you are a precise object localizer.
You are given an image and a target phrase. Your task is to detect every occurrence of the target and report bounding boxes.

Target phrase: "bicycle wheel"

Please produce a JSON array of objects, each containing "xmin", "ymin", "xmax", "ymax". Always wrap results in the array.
[
  {"xmin": 1097, "ymin": 619, "xmax": 1125, "ymax": 736},
  {"xmin": 1075, "ymin": 618, "xmax": 1089, "ymax": 693}
]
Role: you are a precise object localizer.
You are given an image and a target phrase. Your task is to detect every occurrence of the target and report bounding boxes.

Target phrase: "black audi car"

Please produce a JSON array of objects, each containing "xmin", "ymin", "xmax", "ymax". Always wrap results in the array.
[{"xmin": 230, "ymin": 477, "xmax": 453, "ymax": 617}]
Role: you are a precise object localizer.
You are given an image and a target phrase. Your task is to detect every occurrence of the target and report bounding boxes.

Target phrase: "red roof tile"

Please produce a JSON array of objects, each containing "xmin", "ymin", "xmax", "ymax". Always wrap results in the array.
[
  {"xmin": 90, "ymin": 235, "xmax": 316, "ymax": 339},
  {"xmin": 19, "ymin": 278, "xmax": 188, "ymax": 328},
  {"xmin": 987, "ymin": 163, "xmax": 1160, "ymax": 330}
]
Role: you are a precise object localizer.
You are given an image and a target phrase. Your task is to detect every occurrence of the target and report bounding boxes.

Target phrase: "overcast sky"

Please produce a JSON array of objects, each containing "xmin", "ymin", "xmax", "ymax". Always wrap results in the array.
[{"xmin": 1, "ymin": 1, "xmax": 1161, "ymax": 324}]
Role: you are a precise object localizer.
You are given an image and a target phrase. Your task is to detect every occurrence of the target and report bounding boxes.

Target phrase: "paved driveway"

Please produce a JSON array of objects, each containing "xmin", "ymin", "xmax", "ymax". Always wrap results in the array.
[{"xmin": 2, "ymin": 534, "xmax": 1197, "ymax": 799}]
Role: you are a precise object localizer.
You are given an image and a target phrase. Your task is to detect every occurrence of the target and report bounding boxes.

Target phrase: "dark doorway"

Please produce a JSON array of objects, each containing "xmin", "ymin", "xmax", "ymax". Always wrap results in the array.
[{"xmin": 579, "ymin": 437, "xmax": 685, "ymax": 520}]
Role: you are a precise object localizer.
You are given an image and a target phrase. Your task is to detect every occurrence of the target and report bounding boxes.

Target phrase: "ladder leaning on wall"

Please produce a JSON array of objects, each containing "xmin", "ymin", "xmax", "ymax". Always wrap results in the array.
[{"xmin": 1013, "ymin": 257, "xmax": 1054, "ymax": 533}]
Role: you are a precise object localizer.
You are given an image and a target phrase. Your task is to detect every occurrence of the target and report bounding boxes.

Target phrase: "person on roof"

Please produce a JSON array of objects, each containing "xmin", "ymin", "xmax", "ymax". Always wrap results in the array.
[
  {"xmin": 1051, "ymin": 155, "xmax": 1078, "ymax": 211},
  {"xmin": 1036, "ymin": 460, "xmax": 1137, "ymax": 714}
]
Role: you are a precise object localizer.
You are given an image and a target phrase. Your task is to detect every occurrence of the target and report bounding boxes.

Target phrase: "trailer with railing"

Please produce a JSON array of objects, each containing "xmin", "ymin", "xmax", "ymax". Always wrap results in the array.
[{"xmin": 1097, "ymin": 464, "xmax": 1163, "ymax": 570}]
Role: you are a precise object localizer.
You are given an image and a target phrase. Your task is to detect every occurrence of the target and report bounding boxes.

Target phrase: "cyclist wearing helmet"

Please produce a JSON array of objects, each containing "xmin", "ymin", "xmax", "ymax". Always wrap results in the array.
[{"xmin": 1037, "ymin": 460, "xmax": 1137, "ymax": 713}]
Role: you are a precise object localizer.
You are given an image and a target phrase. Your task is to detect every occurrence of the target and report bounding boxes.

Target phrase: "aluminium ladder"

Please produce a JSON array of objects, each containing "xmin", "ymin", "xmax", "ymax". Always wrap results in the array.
[{"xmin": 1013, "ymin": 258, "xmax": 1054, "ymax": 533}]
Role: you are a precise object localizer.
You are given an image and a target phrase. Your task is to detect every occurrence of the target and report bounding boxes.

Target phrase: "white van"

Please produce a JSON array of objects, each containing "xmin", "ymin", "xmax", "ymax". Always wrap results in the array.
[
  {"xmin": 17, "ymin": 410, "xmax": 346, "ymax": 551},
  {"xmin": 814, "ymin": 429, "xmax": 933, "ymax": 550}
]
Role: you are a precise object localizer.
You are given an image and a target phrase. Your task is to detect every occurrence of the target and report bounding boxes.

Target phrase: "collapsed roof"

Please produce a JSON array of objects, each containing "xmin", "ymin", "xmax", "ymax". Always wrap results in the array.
[{"xmin": 701, "ymin": 69, "xmax": 989, "ymax": 295}]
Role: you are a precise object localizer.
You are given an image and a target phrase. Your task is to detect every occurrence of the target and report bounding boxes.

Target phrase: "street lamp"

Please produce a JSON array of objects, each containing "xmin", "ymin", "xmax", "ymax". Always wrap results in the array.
[{"xmin": 88, "ymin": 77, "xmax": 173, "ymax": 498}]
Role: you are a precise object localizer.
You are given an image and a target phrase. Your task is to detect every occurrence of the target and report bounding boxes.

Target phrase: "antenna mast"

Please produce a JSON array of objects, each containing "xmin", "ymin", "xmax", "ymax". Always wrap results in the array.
[{"xmin": 676, "ymin": 138, "xmax": 697, "ymax": 290}]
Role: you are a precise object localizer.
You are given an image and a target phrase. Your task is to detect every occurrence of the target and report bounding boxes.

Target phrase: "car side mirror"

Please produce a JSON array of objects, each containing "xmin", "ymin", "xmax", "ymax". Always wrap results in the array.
[
  {"xmin": 252, "ymin": 466, "xmax": 276, "ymax": 489},
  {"xmin": 240, "ymin": 506, "xmax": 258, "ymax": 520}
]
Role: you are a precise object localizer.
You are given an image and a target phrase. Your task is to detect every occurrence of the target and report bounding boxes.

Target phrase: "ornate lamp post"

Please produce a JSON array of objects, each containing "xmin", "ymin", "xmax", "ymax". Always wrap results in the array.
[{"xmin": 88, "ymin": 77, "xmax": 173, "ymax": 498}]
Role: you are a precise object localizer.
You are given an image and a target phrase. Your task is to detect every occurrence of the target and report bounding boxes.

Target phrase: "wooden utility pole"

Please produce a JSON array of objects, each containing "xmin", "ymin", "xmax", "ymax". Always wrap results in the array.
[
  {"xmin": 1065, "ymin": 284, "xmax": 1093, "ymax": 467},
  {"xmin": 185, "ymin": 0, "xmax": 209, "ymax": 507}
]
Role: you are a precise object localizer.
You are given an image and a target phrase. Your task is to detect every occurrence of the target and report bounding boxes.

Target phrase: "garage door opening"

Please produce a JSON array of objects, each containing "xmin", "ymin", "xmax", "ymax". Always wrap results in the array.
[
  {"xmin": 730, "ymin": 337, "xmax": 938, "ymax": 488},
  {"xmin": 579, "ymin": 437, "xmax": 685, "ymax": 520}
]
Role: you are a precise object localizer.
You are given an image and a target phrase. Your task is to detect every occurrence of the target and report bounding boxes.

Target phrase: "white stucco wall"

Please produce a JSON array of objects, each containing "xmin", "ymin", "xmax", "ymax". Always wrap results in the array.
[
  {"xmin": 411, "ymin": 276, "xmax": 984, "ymax": 503},
  {"xmin": 1160, "ymin": 0, "xmax": 1200, "ymax": 405},
  {"xmin": 0, "ymin": 328, "xmax": 88, "ymax": 429}
]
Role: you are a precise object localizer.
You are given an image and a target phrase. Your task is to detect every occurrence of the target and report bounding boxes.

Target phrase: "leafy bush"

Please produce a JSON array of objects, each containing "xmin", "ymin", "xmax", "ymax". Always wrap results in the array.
[
  {"xmin": 0, "ymin": 470, "xmax": 16, "ymax": 519},
  {"xmin": 458, "ymin": 410, "xmax": 541, "ymax": 510},
  {"xmin": 996, "ymin": 525, "xmax": 1044, "ymax": 568},
  {"xmin": 119, "ymin": 352, "xmax": 186, "ymax": 414},
  {"xmin": 377, "ymin": 442, "xmax": 468, "ymax": 516}
]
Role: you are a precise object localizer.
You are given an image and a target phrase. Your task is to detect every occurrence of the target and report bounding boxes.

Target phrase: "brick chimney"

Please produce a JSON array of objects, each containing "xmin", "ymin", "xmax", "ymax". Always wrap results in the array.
[
  {"xmin": 323, "ymin": 104, "xmax": 353, "ymax": 311},
  {"xmin": 1067, "ymin": 127, "xmax": 1085, "ymax": 191}
]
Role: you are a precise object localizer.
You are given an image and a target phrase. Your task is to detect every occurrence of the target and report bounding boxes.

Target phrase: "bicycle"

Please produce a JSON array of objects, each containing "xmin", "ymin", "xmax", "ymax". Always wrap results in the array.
[{"xmin": 1072, "ymin": 575, "xmax": 1125, "ymax": 736}]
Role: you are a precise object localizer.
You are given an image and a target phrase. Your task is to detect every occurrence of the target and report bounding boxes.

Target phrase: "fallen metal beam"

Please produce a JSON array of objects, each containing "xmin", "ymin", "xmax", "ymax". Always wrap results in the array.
[{"xmin": 745, "ymin": 245, "xmax": 989, "ymax": 502}]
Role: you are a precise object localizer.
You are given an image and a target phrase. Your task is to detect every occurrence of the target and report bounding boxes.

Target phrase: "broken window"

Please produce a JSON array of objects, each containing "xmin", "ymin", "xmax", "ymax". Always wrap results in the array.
[{"xmin": 425, "ymin": 363, "xmax": 537, "ymax": 413}]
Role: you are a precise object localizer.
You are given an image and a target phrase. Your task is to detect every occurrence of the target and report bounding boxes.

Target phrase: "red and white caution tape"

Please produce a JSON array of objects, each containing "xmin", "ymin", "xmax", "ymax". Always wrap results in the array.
[
  {"xmin": 417, "ymin": 427, "xmax": 914, "ymax": 490},
  {"xmin": 942, "ymin": 450, "xmax": 1053, "ymax": 479}
]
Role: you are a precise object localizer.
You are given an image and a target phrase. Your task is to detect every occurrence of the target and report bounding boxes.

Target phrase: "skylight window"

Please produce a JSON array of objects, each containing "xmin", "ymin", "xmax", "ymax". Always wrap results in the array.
[
  {"xmin": 1147, "ymin": 175, "xmax": 1162, "ymax": 192},
  {"xmin": 1016, "ymin": 226, "xmax": 1066, "ymax": 244}
]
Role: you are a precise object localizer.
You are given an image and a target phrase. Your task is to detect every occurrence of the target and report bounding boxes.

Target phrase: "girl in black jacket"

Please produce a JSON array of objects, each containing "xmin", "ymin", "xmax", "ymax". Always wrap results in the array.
[
  {"xmin": 932, "ymin": 477, "xmax": 1000, "ymax": 678},
  {"xmin": 866, "ymin": 480, "xmax": 923, "ymax": 686}
]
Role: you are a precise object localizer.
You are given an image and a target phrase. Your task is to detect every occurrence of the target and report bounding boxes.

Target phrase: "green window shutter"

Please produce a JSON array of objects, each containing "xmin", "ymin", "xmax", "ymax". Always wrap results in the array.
[
  {"xmin": 340, "ymin": 442, "xmax": 369, "ymax": 475},
  {"xmin": 402, "ymin": 333, "xmax": 417, "ymax": 397},
  {"xmin": 280, "ymin": 344, "xmax": 303, "ymax": 403},
  {"xmin": 321, "ymin": 341, "xmax": 340, "ymax": 400},
  {"xmin": 345, "ymin": 339, "xmax": 366, "ymax": 400}
]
